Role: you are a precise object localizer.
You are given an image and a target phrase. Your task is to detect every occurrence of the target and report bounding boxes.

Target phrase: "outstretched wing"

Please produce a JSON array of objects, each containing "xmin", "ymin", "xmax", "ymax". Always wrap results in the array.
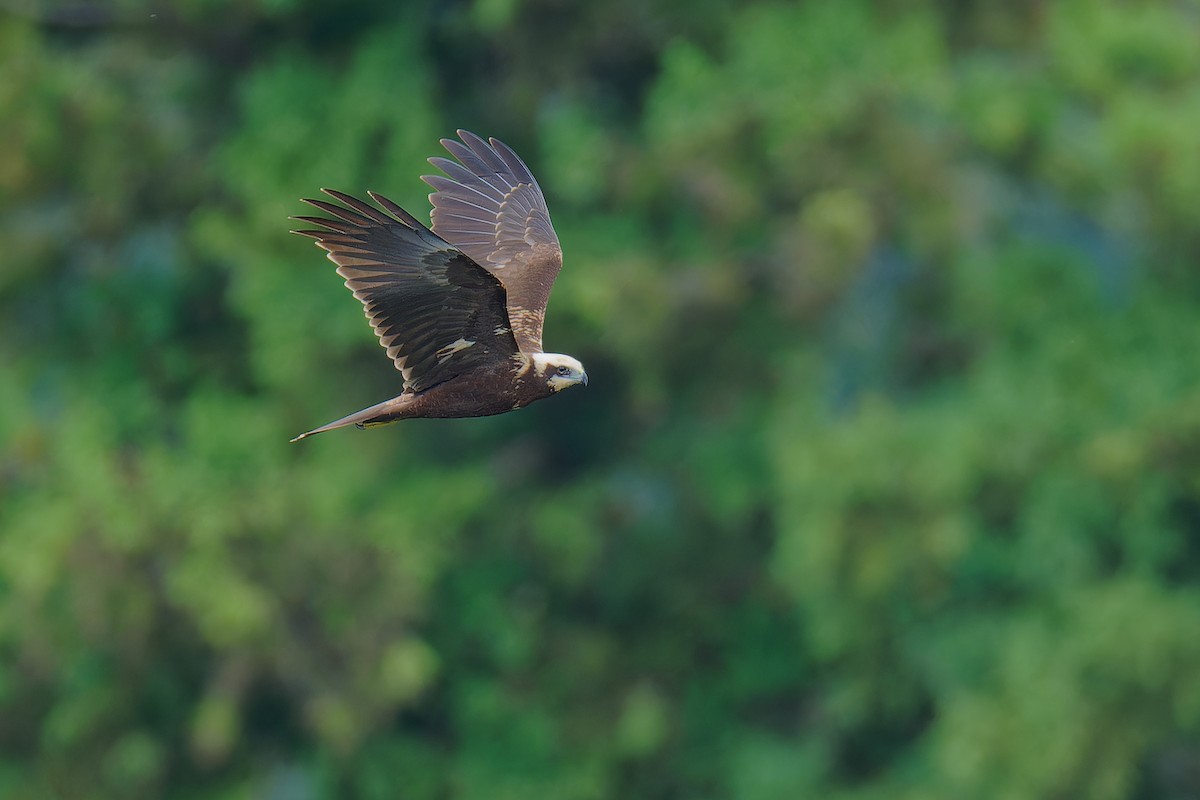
[
  {"xmin": 292, "ymin": 190, "xmax": 520, "ymax": 394},
  {"xmin": 423, "ymin": 130, "xmax": 563, "ymax": 353}
]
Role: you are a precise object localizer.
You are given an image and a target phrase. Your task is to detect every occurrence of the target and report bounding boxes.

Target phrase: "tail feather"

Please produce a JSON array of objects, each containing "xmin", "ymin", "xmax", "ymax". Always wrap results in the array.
[{"xmin": 290, "ymin": 395, "xmax": 410, "ymax": 442}]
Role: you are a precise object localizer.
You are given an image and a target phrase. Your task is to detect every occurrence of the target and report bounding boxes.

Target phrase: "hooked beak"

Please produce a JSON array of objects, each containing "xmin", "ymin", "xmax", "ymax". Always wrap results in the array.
[{"xmin": 581, "ymin": 371, "xmax": 588, "ymax": 387}]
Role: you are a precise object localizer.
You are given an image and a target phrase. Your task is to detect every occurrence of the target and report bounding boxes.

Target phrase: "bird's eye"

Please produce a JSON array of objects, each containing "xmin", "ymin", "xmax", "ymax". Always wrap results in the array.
[{"xmin": 556, "ymin": 365, "xmax": 571, "ymax": 376}]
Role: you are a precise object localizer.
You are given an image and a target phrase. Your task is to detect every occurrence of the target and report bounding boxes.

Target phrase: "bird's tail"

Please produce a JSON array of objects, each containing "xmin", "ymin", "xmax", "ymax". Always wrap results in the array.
[{"xmin": 290, "ymin": 395, "xmax": 410, "ymax": 442}]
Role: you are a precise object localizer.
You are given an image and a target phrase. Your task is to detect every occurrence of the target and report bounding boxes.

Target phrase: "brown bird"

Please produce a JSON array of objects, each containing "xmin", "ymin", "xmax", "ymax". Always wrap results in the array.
[{"xmin": 289, "ymin": 130, "xmax": 587, "ymax": 442}]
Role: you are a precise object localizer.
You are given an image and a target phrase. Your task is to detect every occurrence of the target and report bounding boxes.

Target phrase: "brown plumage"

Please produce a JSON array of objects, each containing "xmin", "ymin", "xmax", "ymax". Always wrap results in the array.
[{"xmin": 289, "ymin": 131, "xmax": 587, "ymax": 442}]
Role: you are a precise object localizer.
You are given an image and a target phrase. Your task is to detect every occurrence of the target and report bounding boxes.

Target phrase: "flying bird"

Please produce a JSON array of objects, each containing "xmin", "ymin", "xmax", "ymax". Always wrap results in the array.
[{"xmin": 289, "ymin": 130, "xmax": 587, "ymax": 442}]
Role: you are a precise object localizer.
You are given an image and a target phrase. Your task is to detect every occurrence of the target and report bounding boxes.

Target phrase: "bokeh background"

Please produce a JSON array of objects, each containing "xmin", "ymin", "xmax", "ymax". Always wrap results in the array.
[{"xmin": 3, "ymin": 1, "xmax": 1200, "ymax": 798}]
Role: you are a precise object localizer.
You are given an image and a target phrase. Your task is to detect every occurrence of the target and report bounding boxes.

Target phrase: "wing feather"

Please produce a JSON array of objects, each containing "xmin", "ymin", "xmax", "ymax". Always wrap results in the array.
[
  {"xmin": 423, "ymin": 130, "xmax": 563, "ymax": 353},
  {"xmin": 292, "ymin": 190, "xmax": 520, "ymax": 393}
]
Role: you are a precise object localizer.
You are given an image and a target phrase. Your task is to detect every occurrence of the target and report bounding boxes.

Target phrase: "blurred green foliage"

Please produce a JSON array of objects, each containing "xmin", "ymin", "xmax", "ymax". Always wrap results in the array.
[{"xmin": 2, "ymin": 0, "xmax": 1200, "ymax": 798}]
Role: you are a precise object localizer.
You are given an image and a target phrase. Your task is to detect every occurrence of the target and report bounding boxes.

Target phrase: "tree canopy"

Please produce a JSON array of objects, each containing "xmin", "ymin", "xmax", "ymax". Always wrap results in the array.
[{"xmin": 2, "ymin": 1, "xmax": 1199, "ymax": 798}]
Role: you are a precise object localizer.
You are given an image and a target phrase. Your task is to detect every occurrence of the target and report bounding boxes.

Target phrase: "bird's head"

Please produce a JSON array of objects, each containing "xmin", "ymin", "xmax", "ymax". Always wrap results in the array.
[{"xmin": 531, "ymin": 353, "xmax": 588, "ymax": 392}]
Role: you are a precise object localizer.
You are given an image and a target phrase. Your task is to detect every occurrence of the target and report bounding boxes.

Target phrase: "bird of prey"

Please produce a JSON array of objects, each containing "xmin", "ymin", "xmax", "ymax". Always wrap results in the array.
[{"xmin": 289, "ymin": 130, "xmax": 587, "ymax": 442}]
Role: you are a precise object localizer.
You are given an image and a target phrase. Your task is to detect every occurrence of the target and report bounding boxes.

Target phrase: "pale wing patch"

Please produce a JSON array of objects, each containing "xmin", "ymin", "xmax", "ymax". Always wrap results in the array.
[{"xmin": 435, "ymin": 338, "xmax": 476, "ymax": 364}]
